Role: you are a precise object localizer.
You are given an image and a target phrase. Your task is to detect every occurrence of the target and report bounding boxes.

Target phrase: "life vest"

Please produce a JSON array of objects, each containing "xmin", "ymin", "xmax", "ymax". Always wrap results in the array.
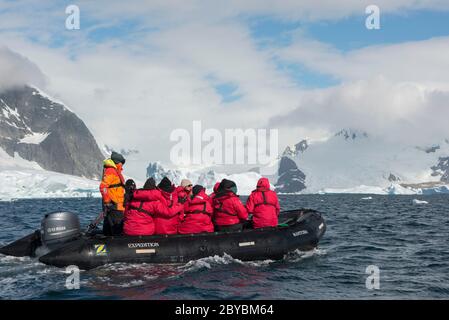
[
  {"xmin": 126, "ymin": 189, "xmax": 166, "ymax": 216},
  {"xmin": 99, "ymin": 159, "xmax": 125, "ymax": 211},
  {"xmin": 185, "ymin": 202, "xmax": 213, "ymax": 215},
  {"xmin": 178, "ymin": 192, "xmax": 214, "ymax": 234},
  {"xmin": 213, "ymin": 200, "xmax": 237, "ymax": 216},
  {"xmin": 246, "ymin": 179, "xmax": 280, "ymax": 229},
  {"xmin": 254, "ymin": 191, "xmax": 278, "ymax": 210},
  {"xmin": 128, "ymin": 200, "xmax": 155, "ymax": 216}
]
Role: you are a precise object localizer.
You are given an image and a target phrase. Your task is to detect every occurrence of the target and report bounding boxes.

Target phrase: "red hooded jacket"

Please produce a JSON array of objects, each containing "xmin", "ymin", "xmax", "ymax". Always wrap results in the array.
[
  {"xmin": 208, "ymin": 182, "xmax": 221, "ymax": 205},
  {"xmin": 123, "ymin": 189, "xmax": 177, "ymax": 236},
  {"xmin": 175, "ymin": 186, "xmax": 190, "ymax": 203},
  {"xmin": 212, "ymin": 191, "xmax": 248, "ymax": 226},
  {"xmin": 178, "ymin": 190, "xmax": 214, "ymax": 234},
  {"xmin": 154, "ymin": 188, "xmax": 183, "ymax": 234},
  {"xmin": 246, "ymin": 178, "xmax": 280, "ymax": 228}
]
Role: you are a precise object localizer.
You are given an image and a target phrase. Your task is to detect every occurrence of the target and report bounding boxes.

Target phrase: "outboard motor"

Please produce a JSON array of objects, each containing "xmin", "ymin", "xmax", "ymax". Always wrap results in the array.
[{"xmin": 40, "ymin": 212, "xmax": 81, "ymax": 251}]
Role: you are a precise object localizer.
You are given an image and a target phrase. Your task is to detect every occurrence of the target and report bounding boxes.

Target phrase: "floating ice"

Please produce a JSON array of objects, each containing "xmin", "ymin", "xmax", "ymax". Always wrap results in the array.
[{"xmin": 412, "ymin": 199, "xmax": 428, "ymax": 205}]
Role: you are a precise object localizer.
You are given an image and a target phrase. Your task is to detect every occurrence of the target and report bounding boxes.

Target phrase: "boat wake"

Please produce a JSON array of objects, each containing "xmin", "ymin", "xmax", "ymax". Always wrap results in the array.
[
  {"xmin": 284, "ymin": 248, "xmax": 327, "ymax": 263},
  {"xmin": 179, "ymin": 253, "xmax": 275, "ymax": 272}
]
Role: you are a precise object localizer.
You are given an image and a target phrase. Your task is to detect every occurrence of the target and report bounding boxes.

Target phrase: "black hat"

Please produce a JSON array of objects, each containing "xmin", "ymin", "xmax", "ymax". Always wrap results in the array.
[
  {"xmin": 218, "ymin": 179, "xmax": 236, "ymax": 191},
  {"xmin": 157, "ymin": 176, "xmax": 174, "ymax": 193},
  {"xmin": 192, "ymin": 185, "xmax": 204, "ymax": 196},
  {"xmin": 215, "ymin": 179, "xmax": 237, "ymax": 198},
  {"xmin": 125, "ymin": 179, "xmax": 136, "ymax": 190},
  {"xmin": 143, "ymin": 177, "xmax": 156, "ymax": 190},
  {"xmin": 111, "ymin": 151, "xmax": 125, "ymax": 164},
  {"xmin": 125, "ymin": 179, "xmax": 136, "ymax": 194}
]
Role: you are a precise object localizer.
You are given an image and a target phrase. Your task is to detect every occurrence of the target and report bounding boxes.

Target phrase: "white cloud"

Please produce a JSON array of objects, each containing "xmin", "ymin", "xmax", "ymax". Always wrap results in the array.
[
  {"xmin": 269, "ymin": 34, "xmax": 449, "ymax": 146},
  {"xmin": 1, "ymin": 1, "xmax": 449, "ymax": 179},
  {"xmin": 0, "ymin": 31, "xmax": 301, "ymax": 178},
  {"xmin": 278, "ymin": 35, "xmax": 449, "ymax": 85},
  {"xmin": 0, "ymin": 46, "xmax": 47, "ymax": 90},
  {"xmin": 270, "ymin": 76, "xmax": 449, "ymax": 145}
]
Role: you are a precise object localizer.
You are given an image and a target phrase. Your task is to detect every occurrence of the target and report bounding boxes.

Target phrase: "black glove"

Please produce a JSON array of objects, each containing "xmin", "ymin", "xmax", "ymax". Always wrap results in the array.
[
  {"xmin": 86, "ymin": 223, "xmax": 96, "ymax": 233},
  {"xmin": 178, "ymin": 196, "xmax": 187, "ymax": 204},
  {"xmin": 103, "ymin": 202, "xmax": 117, "ymax": 213}
]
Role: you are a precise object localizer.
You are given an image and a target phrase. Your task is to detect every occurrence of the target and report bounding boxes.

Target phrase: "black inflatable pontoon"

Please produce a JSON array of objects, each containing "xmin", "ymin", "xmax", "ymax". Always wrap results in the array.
[{"xmin": 0, "ymin": 209, "xmax": 326, "ymax": 270}]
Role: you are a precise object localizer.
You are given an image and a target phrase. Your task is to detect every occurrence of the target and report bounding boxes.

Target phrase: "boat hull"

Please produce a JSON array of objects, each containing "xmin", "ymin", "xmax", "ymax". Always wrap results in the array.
[{"xmin": 38, "ymin": 209, "xmax": 326, "ymax": 270}]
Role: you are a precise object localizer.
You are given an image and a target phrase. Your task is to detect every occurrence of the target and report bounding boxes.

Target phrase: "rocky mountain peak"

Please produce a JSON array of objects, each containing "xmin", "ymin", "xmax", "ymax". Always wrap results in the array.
[
  {"xmin": 295, "ymin": 139, "xmax": 308, "ymax": 153},
  {"xmin": 334, "ymin": 128, "xmax": 368, "ymax": 141},
  {"xmin": 275, "ymin": 156, "xmax": 306, "ymax": 193},
  {"xmin": 0, "ymin": 85, "xmax": 104, "ymax": 179}
]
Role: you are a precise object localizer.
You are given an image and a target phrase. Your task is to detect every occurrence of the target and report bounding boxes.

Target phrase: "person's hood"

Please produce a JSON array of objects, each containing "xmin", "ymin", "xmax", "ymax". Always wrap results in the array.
[
  {"xmin": 158, "ymin": 177, "xmax": 174, "ymax": 193},
  {"xmin": 218, "ymin": 179, "xmax": 236, "ymax": 191},
  {"xmin": 215, "ymin": 179, "xmax": 238, "ymax": 198},
  {"xmin": 213, "ymin": 182, "xmax": 220, "ymax": 193},
  {"xmin": 143, "ymin": 177, "xmax": 156, "ymax": 190},
  {"xmin": 256, "ymin": 177, "xmax": 270, "ymax": 190},
  {"xmin": 103, "ymin": 159, "xmax": 117, "ymax": 168},
  {"xmin": 192, "ymin": 185, "xmax": 204, "ymax": 197}
]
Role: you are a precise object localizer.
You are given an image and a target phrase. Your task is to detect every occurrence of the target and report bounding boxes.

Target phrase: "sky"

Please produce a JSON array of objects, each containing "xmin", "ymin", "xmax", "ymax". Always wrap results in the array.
[{"xmin": 1, "ymin": 0, "xmax": 449, "ymax": 178}]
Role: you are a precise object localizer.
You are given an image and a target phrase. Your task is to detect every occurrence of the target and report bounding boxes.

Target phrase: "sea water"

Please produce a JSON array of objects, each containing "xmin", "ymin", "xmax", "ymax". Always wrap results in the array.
[{"xmin": 0, "ymin": 195, "xmax": 448, "ymax": 299}]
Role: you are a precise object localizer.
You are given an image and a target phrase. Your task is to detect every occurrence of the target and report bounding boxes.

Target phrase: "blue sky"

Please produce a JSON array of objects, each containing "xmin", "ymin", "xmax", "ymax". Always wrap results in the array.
[
  {"xmin": 11, "ymin": 2, "xmax": 449, "ymax": 101},
  {"xmin": 246, "ymin": 9, "xmax": 449, "ymax": 92},
  {"xmin": 249, "ymin": 9, "xmax": 449, "ymax": 51}
]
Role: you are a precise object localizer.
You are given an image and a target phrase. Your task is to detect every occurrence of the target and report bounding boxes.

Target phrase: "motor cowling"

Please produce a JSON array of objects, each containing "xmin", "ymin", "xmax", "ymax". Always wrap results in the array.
[{"xmin": 40, "ymin": 212, "xmax": 81, "ymax": 250}]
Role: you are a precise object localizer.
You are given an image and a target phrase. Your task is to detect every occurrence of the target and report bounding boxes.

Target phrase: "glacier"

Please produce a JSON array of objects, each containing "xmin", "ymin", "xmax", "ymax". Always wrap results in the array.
[
  {"xmin": 281, "ymin": 129, "xmax": 449, "ymax": 195},
  {"xmin": 0, "ymin": 147, "xmax": 99, "ymax": 201}
]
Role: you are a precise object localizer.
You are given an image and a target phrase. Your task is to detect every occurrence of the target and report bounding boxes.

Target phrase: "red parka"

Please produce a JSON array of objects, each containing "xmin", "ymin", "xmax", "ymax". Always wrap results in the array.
[
  {"xmin": 154, "ymin": 188, "xmax": 183, "ymax": 234},
  {"xmin": 208, "ymin": 182, "xmax": 221, "ymax": 205},
  {"xmin": 175, "ymin": 186, "xmax": 189, "ymax": 203},
  {"xmin": 246, "ymin": 178, "xmax": 280, "ymax": 228},
  {"xmin": 212, "ymin": 192, "xmax": 248, "ymax": 226},
  {"xmin": 123, "ymin": 189, "xmax": 177, "ymax": 236},
  {"xmin": 178, "ymin": 190, "xmax": 214, "ymax": 234}
]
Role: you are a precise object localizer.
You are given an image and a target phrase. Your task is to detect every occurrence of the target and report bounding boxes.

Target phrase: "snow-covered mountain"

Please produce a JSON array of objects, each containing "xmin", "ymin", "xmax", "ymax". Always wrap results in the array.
[
  {"xmin": 0, "ymin": 85, "xmax": 104, "ymax": 179},
  {"xmin": 0, "ymin": 85, "xmax": 106, "ymax": 200},
  {"xmin": 2, "ymin": 85, "xmax": 448, "ymax": 198},
  {"xmin": 145, "ymin": 128, "xmax": 449, "ymax": 195},
  {"xmin": 283, "ymin": 128, "xmax": 449, "ymax": 194}
]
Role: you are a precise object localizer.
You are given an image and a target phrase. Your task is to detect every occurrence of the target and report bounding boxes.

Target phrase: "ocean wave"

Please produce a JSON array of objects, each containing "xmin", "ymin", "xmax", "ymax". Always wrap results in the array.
[{"xmin": 284, "ymin": 248, "xmax": 327, "ymax": 262}]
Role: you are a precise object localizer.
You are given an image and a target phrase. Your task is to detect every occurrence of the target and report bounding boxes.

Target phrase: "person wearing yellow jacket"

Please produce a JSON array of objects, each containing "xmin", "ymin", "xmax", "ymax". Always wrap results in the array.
[{"xmin": 99, "ymin": 151, "xmax": 126, "ymax": 235}]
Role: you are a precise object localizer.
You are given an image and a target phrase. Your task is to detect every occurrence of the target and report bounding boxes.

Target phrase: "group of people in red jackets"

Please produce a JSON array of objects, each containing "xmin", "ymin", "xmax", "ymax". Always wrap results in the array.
[{"xmin": 122, "ymin": 176, "xmax": 280, "ymax": 236}]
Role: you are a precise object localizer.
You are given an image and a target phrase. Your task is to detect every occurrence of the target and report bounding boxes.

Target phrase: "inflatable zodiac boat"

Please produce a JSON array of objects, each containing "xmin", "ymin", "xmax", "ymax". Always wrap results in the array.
[{"xmin": 0, "ymin": 209, "xmax": 326, "ymax": 270}]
